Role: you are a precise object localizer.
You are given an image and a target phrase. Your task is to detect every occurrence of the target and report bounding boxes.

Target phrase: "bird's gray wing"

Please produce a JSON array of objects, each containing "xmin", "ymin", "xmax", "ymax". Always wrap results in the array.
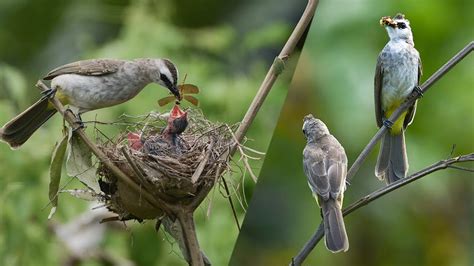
[
  {"xmin": 403, "ymin": 56, "xmax": 422, "ymax": 128},
  {"xmin": 374, "ymin": 56, "xmax": 384, "ymax": 128},
  {"xmin": 327, "ymin": 161, "xmax": 346, "ymax": 201},
  {"xmin": 326, "ymin": 139, "xmax": 348, "ymax": 201},
  {"xmin": 43, "ymin": 59, "xmax": 125, "ymax": 80},
  {"xmin": 303, "ymin": 147, "xmax": 330, "ymax": 200}
]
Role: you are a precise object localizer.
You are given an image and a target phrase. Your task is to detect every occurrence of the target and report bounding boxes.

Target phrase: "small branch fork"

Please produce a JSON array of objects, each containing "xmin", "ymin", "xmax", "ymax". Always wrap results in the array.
[{"xmin": 291, "ymin": 41, "xmax": 473, "ymax": 265}]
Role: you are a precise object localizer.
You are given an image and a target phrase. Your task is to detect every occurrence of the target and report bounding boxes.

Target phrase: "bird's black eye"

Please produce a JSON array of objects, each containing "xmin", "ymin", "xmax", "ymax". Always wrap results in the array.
[
  {"xmin": 302, "ymin": 129, "xmax": 306, "ymax": 135},
  {"xmin": 160, "ymin": 74, "xmax": 169, "ymax": 83},
  {"xmin": 397, "ymin": 22, "xmax": 406, "ymax": 29}
]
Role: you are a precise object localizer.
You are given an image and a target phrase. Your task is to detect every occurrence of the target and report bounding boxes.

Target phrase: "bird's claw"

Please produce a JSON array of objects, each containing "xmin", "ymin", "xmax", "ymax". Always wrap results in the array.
[
  {"xmin": 64, "ymin": 108, "xmax": 85, "ymax": 132},
  {"xmin": 40, "ymin": 88, "xmax": 57, "ymax": 100},
  {"xmin": 413, "ymin": 85, "xmax": 423, "ymax": 97},
  {"xmin": 383, "ymin": 119, "xmax": 394, "ymax": 129},
  {"xmin": 72, "ymin": 120, "xmax": 85, "ymax": 132}
]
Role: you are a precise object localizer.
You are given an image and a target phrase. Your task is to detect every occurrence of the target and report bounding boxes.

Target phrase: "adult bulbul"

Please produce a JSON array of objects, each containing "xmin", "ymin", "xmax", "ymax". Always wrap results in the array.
[
  {"xmin": 375, "ymin": 14, "xmax": 422, "ymax": 184},
  {"xmin": 0, "ymin": 58, "xmax": 181, "ymax": 149},
  {"xmin": 302, "ymin": 115, "xmax": 349, "ymax": 253}
]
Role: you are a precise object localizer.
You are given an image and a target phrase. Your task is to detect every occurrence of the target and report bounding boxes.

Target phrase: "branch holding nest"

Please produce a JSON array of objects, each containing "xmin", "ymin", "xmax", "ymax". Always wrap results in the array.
[{"xmin": 35, "ymin": 81, "xmax": 173, "ymax": 217}]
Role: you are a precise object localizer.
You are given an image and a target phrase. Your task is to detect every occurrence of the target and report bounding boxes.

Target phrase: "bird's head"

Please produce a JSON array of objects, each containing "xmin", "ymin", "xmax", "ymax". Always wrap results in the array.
[
  {"xmin": 152, "ymin": 59, "xmax": 181, "ymax": 100},
  {"xmin": 380, "ymin": 13, "xmax": 413, "ymax": 43},
  {"xmin": 302, "ymin": 114, "xmax": 330, "ymax": 142},
  {"xmin": 168, "ymin": 104, "xmax": 188, "ymax": 135}
]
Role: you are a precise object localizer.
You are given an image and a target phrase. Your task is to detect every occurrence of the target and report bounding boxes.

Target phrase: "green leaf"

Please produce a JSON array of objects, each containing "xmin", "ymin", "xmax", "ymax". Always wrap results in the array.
[
  {"xmin": 48, "ymin": 133, "xmax": 69, "ymax": 219},
  {"xmin": 66, "ymin": 131, "xmax": 100, "ymax": 192}
]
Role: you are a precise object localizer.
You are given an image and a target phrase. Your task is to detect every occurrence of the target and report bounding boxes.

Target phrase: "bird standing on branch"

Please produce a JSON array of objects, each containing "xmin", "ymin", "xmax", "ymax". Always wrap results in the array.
[
  {"xmin": 375, "ymin": 14, "xmax": 422, "ymax": 184},
  {"xmin": 302, "ymin": 115, "xmax": 349, "ymax": 253},
  {"xmin": 0, "ymin": 58, "xmax": 181, "ymax": 149}
]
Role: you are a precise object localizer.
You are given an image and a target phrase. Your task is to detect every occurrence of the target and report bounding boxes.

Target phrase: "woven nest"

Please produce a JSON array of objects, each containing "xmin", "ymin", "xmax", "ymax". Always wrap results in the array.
[{"xmin": 96, "ymin": 109, "xmax": 235, "ymax": 221}]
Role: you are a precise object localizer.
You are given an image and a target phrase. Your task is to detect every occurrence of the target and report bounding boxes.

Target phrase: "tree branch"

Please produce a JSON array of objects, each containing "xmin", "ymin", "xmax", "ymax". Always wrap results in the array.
[
  {"xmin": 232, "ymin": 0, "xmax": 319, "ymax": 146},
  {"xmin": 190, "ymin": 0, "xmax": 319, "ymax": 223},
  {"xmin": 291, "ymin": 42, "xmax": 473, "ymax": 265},
  {"xmin": 292, "ymin": 153, "xmax": 473, "ymax": 265}
]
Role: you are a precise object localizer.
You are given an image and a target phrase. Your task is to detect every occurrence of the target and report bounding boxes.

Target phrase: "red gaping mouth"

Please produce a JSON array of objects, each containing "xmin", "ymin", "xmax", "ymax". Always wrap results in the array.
[{"xmin": 170, "ymin": 104, "xmax": 187, "ymax": 119}]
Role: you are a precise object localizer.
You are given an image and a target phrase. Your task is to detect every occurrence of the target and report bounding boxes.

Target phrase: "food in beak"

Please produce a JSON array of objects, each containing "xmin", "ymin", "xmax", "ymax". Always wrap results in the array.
[{"xmin": 380, "ymin": 16, "xmax": 396, "ymax": 27}]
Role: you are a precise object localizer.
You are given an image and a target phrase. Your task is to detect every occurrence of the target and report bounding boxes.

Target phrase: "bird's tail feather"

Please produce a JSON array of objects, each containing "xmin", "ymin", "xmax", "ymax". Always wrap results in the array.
[
  {"xmin": 375, "ymin": 132, "xmax": 408, "ymax": 184},
  {"xmin": 0, "ymin": 97, "xmax": 57, "ymax": 149},
  {"xmin": 322, "ymin": 199, "xmax": 349, "ymax": 253}
]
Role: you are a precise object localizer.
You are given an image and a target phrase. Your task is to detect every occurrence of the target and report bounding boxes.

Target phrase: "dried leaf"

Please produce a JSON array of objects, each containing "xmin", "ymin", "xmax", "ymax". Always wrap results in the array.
[
  {"xmin": 48, "ymin": 133, "xmax": 68, "ymax": 219},
  {"xmin": 66, "ymin": 132, "xmax": 100, "ymax": 192}
]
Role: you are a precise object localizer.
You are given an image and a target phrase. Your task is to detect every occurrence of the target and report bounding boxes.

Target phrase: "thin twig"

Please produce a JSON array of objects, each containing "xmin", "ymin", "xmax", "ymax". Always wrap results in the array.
[
  {"xmin": 227, "ymin": 125, "xmax": 258, "ymax": 183},
  {"xmin": 191, "ymin": 139, "xmax": 214, "ymax": 183},
  {"xmin": 233, "ymin": 0, "xmax": 319, "ymax": 147},
  {"xmin": 291, "ymin": 42, "xmax": 473, "ymax": 265}
]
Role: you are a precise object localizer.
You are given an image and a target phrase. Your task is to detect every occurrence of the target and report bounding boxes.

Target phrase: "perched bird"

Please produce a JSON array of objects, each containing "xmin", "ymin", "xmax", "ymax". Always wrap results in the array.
[
  {"xmin": 0, "ymin": 58, "xmax": 180, "ymax": 149},
  {"xmin": 375, "ymin": 13, "xmax": 422, "ymax": 184},
  {"xmin": 302, "ymin": 115, "xmax": 349, "ymax": 253}
]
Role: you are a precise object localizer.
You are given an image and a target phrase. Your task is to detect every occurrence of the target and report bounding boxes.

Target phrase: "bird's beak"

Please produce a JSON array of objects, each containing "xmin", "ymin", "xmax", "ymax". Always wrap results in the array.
[
  {"xmin": 170, "ymin": 104, "xmax": 186, "ymax": 119},
  {"xmin": 169, "ymin": 85, "xmax": 182, "ymax": 101},
  {"xmin": 380, "ymin": 16, "xmax": 396, "ymax": 28}
]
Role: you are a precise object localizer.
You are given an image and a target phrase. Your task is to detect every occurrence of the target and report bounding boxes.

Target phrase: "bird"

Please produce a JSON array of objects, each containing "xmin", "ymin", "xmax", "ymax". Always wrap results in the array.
[
  {"xmin": 164, "ymin": 104, "xmax": 188, "ymax": 136},
  {"xmin": 0, "ymin": 58, "xmax": 181, "ymax": 149},
  {"xmin": 375, "ymin": 13, "xmax": 422, "ymax": 184},
  {"xmin": 302, "ymin": 114, "xmax": 349, "ymax": 253}
]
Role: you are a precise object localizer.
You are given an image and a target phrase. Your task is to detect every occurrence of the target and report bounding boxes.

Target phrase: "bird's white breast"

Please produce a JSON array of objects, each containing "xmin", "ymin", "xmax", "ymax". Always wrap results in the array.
[{"xmin": 380, "ymin": 41, "xmax": 419, "ymax": 110}]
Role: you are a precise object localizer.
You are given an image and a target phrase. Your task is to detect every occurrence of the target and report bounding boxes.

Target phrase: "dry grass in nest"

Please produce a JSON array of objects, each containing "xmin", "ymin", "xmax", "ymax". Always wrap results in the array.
[{"xmin": 95, "ymin": 109, "xmax": 236, "ymax": 221}]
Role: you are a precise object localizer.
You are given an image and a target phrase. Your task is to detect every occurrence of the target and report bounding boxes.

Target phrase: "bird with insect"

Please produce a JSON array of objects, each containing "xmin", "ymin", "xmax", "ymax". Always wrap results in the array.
[{"xmin": 158, "ymin": 74, "xmax": 200, "ymax": 107}]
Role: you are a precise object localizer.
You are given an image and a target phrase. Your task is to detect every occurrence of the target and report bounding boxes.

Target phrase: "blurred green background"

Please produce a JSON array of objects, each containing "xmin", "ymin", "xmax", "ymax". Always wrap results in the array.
[
  {"xmin": 231, "ymin": 0, "xmax": 473, "ymax": 265},
  {"xmin": 0, "ymin": 0, "xmax": 307, "ymax": 265}
]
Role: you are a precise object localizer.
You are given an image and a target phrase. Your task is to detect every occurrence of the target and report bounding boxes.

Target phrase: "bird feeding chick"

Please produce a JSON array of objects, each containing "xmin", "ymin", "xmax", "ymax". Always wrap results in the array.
[{"xmin": 127, "ymin": 104, "xmax": 189, "ymax": 155}]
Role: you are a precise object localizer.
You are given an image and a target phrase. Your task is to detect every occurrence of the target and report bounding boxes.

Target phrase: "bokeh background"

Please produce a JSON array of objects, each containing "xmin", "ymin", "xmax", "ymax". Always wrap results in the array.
[
  {"xmin": 231, "ymin": 0, "xmax": 473, "ymax": 265},
  {"xmin": 0, "ymin": 0, "xmax": 307, "ymax": 265}
]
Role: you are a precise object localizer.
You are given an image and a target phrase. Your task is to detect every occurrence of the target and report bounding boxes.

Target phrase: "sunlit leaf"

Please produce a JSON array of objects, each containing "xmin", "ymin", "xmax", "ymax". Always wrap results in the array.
[
  {"xmin": 66, "ymin": 131, "xmax": 100, "ymax": 192},
  {"xmin": 48, "ymin": 133, "xmax": 69, "ymax": 219}
]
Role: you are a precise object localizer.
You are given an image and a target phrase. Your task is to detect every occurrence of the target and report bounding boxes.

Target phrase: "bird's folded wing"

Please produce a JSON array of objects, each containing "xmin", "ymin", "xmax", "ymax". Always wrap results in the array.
[
  {"xmin": 303, "ymin": 151, "xmax": 330, "ymax": 199},
  {"xmin": 43, "ymin": 59, "xmax": 125, "ymax": 80},
  {"xmin": 374, "ymin": 56, "xmax": 384, "ymax": 127},
  {"xmin": 327, "ymin": 162, "xmax": 346, "ymax": 199}
]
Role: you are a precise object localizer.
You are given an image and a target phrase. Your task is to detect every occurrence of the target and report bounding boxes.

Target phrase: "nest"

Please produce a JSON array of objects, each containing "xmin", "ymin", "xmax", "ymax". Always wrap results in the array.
[{"xmin": 96, "ymin": 109, "xmax": 236, "ymax": 221}]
